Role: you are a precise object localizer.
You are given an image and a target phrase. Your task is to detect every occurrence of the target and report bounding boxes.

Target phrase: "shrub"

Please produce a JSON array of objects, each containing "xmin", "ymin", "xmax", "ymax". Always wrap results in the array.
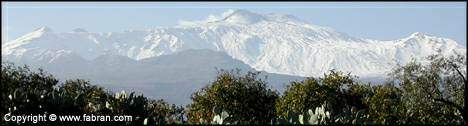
[
  {"xmin": 187, "ymin": 69, "xmax": 278, "ymax": 124},
  {"xmin": 1, "ymin": 62, "xmax": 185, "ymax": 125},
  {"xmin": 276, "ymin": 71, "xmax": 374, "ymax": 124}
]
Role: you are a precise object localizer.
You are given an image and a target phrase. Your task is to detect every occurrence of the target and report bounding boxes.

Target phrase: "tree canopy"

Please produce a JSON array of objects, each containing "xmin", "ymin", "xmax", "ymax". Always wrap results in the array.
[{"xmin": 1, "ymin": 52, "xmax": 465, "ymax": 125}]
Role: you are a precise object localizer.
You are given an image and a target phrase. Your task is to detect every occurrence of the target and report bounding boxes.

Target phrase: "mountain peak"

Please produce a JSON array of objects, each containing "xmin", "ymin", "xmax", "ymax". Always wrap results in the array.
[
  {"xmin": 34, "ymin": 26, "xmax": 53, "ymax": 33},
  {"xmin": 219, "ymin": 9, "xmax": 308, "ymax": 26},
  {"xmin": 228, "ymin": 9, "xmax": 261, "ymax": 17},
  {"xmin": 222, "ymin": 9, "xmax": 265, "ymax": 24},
  {"xmin": 409, "ymin": 32, "xmax": 430, "ymax": 38},
  {"xmin": 265, "ymin": 13, "xmax": 305, "ymax": 23}
]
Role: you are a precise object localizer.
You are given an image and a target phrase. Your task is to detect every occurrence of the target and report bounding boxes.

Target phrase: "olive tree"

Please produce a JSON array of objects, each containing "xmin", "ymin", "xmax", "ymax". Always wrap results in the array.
[{"xmin": 389, "ymin": 53, "xmax": 466, "ymax": 124}]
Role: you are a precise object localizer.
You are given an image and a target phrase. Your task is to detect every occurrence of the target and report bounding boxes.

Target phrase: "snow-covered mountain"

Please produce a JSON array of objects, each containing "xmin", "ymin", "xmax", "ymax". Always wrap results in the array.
[{"xmin": 2, "ymin": 9, "xmax": 466, "ymax": 78}]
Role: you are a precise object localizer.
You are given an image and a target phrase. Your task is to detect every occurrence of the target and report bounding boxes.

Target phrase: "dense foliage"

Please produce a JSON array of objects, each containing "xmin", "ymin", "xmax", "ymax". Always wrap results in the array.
[
  {"xmin": 389, "ymin": 53, "xmax": 466, "ymax": 124},
  {"xmin": 1, "ymin": 53, "xmax": 465, "ymax": 125},
  {"xmin": 187, "ymin": 69, "xmax": 278, "ymax": 124},
  {"xmin": 1, "ymin": 63, "xmax": 185, "ymax": 125},
  {"xmin": 275, "ymin": 71, "xmax": 374, "ymax": 124}
]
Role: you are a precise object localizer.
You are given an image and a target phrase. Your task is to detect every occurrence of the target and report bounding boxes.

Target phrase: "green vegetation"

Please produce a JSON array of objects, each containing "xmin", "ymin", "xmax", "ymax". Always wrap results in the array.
[
  {"xmin": 1, "ymin": 53, "xmax": 465, "ymax": 125},
  {"xmin": 389, "ymin": 53, "xmax": 466, "ymax": 124},
  {"xmin": 187, "ymin": 69, "xmax": 278, "ymax": 124},
  {"xmin": 1, "ymin": 63, "xmax": 185, "ymax": 125},
  {"xmin": 275, "ymin": 71, "xmax": 373, "ymax": 124}
]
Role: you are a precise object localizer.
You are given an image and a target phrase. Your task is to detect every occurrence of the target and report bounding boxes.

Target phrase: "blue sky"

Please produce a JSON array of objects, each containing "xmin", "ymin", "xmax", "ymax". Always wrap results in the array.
[{"xmin": 2, "ymin": 2, "xmax": 466, "ymax": 46}]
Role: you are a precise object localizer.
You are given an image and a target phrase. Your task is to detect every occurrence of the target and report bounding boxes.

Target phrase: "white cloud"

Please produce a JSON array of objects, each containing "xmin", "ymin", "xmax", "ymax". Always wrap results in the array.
[
  {"xmin": 177, "ymin": 9, "xmax": 237, "ymax": 27},
  {"xmin": 221, "ymin": 9, "xmax": 236, "ymax": 17}
]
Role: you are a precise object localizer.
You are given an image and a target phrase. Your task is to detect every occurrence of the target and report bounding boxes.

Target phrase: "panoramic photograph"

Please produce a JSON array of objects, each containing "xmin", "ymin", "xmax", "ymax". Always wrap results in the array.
[{"xmin": 1, "ymin": 2, "xmax": 466, "ymax": 125}]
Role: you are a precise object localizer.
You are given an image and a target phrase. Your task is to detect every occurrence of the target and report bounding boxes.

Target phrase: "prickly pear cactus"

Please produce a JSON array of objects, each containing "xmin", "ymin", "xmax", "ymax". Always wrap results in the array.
[
  {"xmin": 277, "ymin": 103, "xmax": 331, "ymax": 125},
  {"xmin": 210, "ymin": 107, "xmax": 231, "ymax": 124},
  {"xmin": 300, "ymin": 104, "xmax": 330, "ymax": 125}
]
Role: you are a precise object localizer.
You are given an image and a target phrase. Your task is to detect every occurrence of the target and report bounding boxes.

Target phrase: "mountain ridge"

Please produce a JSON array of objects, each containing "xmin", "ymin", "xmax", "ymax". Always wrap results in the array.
[{"xmin": 2, "ymin": 9, "xmax": 466, "ymax": 77}]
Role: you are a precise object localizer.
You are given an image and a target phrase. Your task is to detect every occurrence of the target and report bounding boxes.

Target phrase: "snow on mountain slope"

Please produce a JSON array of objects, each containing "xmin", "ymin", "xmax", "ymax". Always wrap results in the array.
[{"xmin": 2, "ymin": 9, "xmax": 466, "ymax": 78}]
